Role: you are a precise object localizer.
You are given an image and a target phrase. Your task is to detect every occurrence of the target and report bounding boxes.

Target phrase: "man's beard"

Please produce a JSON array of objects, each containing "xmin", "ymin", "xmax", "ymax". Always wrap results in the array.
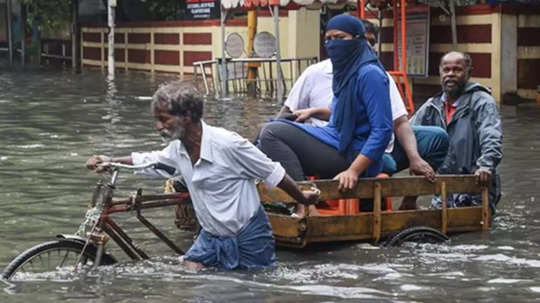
[
  {"xmin": 160, "ymin": 126, "xmax": 185, "ymax": 143},
  {"xmin": 442, "ymin": 79, "xmax": 466, "ymax": 99}
]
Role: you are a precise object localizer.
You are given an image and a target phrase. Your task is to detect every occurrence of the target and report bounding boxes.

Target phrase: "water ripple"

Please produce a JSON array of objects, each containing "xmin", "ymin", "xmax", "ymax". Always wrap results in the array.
[{"xmin": 1, "ymin": 68, "xmax": 540, "ymax": 302}]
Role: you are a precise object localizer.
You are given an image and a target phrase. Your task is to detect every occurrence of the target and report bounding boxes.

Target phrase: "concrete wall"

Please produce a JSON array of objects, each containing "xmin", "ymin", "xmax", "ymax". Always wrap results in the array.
[
  {"xmin": 81, "ymin": 21, "xmax": 247, "ymax": 74},
  {"xmin": 516, "ymin": 13, "xmax": 540, "ymax": 99},
  {"xmin": 79, "ymin": 5, "xmax": 539, "ymax": 102},
  {"xmin": 287, "ymin": 8, "xmax": 320, "ymax": 59},
  {"xmin": 80, "ymin": 9, "xmax": 319, "ymax": 78}
]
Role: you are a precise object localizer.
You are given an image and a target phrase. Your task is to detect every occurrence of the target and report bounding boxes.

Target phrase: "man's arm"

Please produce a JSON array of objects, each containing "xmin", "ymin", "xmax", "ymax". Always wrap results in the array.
[
  {"xmin": 281, "ymin": 65, "xmax": 312, "ymax": 115},
  {"xmin": 277, "ymin": 174, "xmax": 320, "ymax": 205},
  {"xmin": 224, "ymin": 136, "xmax": 320, "ymax": 204},
  {"xmin": 474, "ymin": 94, "xmax": 503, "ymax": 186},
  {"xmin": 393, "ymin": 115, "xmax": 435, "ymax": 182},
  {"xmin": 86, "ymin": 155, "xmax": 133, "ymax": 172},
  {"xmin": 293, "ymin": 107, "xmax": 331, "ymax": 122},
  {"xmin": 86, "ymin": 143, "xmax": 179, "ymax": 178},
  {"xmin": 277, "ymin": 105, "xmax": 293, "ymax": 119}
]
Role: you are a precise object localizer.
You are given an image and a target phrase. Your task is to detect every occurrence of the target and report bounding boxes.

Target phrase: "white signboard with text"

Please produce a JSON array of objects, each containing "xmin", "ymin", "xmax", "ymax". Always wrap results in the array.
[
  {"xmin": 396, "ymin": 5, "xmax": 430, "ymax": 77},
  {"xmin": 253, "ymin": 32, "xmax": 276, "ymax": 58}
]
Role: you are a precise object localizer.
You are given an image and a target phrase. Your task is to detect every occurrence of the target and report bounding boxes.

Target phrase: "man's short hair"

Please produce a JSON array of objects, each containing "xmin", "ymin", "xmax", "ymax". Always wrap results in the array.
[
  {"xmin": 440, "ymin": 51, "xmax": 473, "ymax": 73},
  {"xmin": 151, "ymin": 81, "xmax": 203, "ymax": 121},
  {"xmin": 361, "ymin": 19, "xmax": 379, "ymax": 40}
]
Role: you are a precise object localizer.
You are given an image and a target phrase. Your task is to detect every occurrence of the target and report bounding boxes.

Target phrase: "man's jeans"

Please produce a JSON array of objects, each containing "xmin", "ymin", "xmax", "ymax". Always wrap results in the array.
[{"xmin": 382, "ymin": 125, "xmax": 449, "ymax": 174}]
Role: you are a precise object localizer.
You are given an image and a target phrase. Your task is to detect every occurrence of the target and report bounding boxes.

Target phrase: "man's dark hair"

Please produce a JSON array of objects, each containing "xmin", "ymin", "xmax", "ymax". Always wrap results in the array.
[
  {"xmin": 361, "ymin": 19, "xmax": 379, "ymax": 41},
  {"xmin": 440, "ymin": 51, "xmax": 473, "ymax": 73},
  {"xmin": 151, "ymin": 81, "xmax": 203, "ymax": 121}
]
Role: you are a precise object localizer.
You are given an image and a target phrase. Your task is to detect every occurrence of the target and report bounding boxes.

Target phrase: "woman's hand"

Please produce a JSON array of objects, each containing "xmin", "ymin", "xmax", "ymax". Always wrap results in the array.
[
  {"xmin": 334, "ymin": 154, "xmax": 370, "ymax": 191},
  {"xmin": 333, "ymin": 168, "xmax": 360, "ymax": 191}
]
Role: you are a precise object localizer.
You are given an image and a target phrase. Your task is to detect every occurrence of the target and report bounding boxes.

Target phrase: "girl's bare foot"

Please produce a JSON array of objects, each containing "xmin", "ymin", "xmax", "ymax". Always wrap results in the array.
[{"xmin": 307, "ymin": 205, "xmax": 320, "ymax": 216}]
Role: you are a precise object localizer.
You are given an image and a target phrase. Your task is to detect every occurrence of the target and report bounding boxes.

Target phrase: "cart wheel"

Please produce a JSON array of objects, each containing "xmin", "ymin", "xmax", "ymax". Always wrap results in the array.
[
  {"xmin": 383, "ymin": 226, "xmax": 449, "ymax": 247},
  {"xmin": 2, "ymin": 239, "xmax": 116, "ymax": 281}
]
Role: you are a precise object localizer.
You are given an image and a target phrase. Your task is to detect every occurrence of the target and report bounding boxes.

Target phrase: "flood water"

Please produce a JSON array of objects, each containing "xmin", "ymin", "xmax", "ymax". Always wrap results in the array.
[{"xmin": 1, "ymin": 64, "xmax": 540, "ymax": 302}]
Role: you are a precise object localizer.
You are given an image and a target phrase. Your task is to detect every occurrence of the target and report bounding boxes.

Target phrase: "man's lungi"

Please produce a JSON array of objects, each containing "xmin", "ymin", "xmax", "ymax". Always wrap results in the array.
[{"xmin": 184, "ymin": 206, "xmax": 276, "ymax": 270}]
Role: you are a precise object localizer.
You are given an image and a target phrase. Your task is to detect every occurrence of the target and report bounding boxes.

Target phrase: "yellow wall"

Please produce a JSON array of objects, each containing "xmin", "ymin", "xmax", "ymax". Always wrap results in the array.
[
  {"xmin": 287, "ymin": 8, "xmax": 320, "ymax": 59},
  {"xmin": 81, "ymin": 11, "xmax": 319, "ymax": 79}
]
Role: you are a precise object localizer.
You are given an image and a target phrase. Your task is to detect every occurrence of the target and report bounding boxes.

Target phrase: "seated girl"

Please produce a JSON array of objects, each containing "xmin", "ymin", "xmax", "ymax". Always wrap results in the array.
[{"xmin": 259, "ymin": 14, "xmax": 393, "ymax": 217}]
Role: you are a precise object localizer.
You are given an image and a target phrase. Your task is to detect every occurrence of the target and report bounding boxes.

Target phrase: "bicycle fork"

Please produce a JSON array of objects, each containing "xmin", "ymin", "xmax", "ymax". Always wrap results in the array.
[{"xmin": 89, "ymin": 229, "xmax": 109, "ymax": 269}]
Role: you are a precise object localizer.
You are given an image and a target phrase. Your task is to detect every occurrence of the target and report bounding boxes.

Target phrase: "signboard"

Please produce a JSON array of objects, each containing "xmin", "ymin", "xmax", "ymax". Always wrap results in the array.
[
  {"xmin": 182, "ymin": 0, "xmax": 220, "ymax": 20},
  {"xmin": 396, "ymin": 5, "xmax": 430, "ymax": 77},
  {"xmin": 253, "ymin": 32, "xmax": 276, "ymax": 58},
  {"xmin": 225, "ymin": 33, "xmax": 244, "ymax": 58}
]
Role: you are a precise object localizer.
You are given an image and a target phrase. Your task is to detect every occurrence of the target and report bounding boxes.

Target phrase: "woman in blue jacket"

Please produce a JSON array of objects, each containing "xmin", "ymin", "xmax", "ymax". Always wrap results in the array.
[{"xmin": 260, "ymin": 14, "xmax": 393, "ymax": 214}]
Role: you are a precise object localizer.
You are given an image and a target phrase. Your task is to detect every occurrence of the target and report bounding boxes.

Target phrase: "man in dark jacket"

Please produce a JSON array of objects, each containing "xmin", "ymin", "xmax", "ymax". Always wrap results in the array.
[{"xmin": 410, "ymin": 51, "xmax": 503, "ymax": 212}]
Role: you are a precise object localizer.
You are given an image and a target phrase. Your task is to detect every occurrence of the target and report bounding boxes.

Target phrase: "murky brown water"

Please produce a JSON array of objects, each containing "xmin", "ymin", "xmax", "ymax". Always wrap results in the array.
[{"xmin": 1, "ymin": 64, "xmax": 540, "ymax": 302}]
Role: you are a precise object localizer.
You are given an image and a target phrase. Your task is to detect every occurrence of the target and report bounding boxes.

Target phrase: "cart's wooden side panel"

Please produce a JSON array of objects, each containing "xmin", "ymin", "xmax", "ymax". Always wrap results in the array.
[
  {"xmin": 303, "ymin": 209, "xmax": 481, "ymax": 243},
  {"xmin": 267, "ymin": 214, "xmax": 304, "ymax": 238},
  {"xmin": 270, "ymin": 206, "xmax": 484, "ymax": 246},
  {"xmin": 380, "ymin": 207, "xmax": 483, "ymax": 233},
  {"xmin": 381, "ymin": 210, "xmax": 442, "ymax": 232},
  {"xmin": 257, "ymin": 175, "xmax": 482, "ymax": 203},
  {"xmin": 446, "ymin": 207, "xmax": 484, "ymax": 232},
  {"xmin": 267, "ymin": 214, "xmax": 307, "ymax": 247},
  {"xmin": 258, "ymin": 183, "xmax": 316, "ymax": 203},
  {"xmin": 379, "ymin": 177, "xmax": 480, "ymax": 197},
  {"xmin": 304, "ymin": 214, "xmax": 374, "ymax": 242},
  {"xmin": 260, "ymin": 175, "xmax": 488, "ymax": 247}
]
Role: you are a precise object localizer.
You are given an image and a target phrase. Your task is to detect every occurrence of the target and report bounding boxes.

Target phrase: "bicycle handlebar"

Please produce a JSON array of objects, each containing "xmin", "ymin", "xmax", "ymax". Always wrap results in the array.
[
  {"xmin": 99, "ymin": 162, "xmax": 176, "ymax": 175},
  {"xmin": 100, "ymin": 162, "xmax": 157, "ymax": 170}
]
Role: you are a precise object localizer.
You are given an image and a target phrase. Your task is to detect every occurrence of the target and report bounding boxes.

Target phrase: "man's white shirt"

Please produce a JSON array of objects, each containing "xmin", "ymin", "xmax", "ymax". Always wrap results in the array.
[
  {"xmin": 284, "ymin": 59, "xmax": 334, "ymax": 127},
  {"xmin": 285, "ymin": 59, "xmax": 408, "ymax": 153},
  {"xmin": 131, "ymin": 121, "xmax": 285, "ymax": 237}
]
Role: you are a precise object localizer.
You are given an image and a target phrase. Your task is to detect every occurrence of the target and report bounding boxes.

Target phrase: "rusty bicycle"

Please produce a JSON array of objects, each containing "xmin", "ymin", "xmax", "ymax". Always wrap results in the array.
[{"xmin": 2, "ymin": 162, "xmax": 192, "ymax": 281}]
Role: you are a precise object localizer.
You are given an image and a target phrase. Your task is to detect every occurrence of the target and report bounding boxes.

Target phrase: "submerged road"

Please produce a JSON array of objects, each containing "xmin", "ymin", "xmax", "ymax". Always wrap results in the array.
[{"xmin": 1, "ymin": 66, "xmax": 539, "ymax": 302}]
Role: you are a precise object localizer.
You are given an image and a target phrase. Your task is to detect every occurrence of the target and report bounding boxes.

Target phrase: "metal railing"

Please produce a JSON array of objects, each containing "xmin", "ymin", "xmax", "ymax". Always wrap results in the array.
[
  {"xmin": 41, "ymin": 39, "xmax": 72, "ymax": 64},
  {"xmin": 193, "ymin": 57, "xmax": 318, "ymax": 100}
]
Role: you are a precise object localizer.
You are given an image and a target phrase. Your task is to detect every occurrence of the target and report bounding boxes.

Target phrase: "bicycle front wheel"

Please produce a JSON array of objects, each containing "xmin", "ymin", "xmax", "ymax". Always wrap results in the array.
[{"xmin": 2, "ymin": 239, "xmax": 116, "ymax": 281}]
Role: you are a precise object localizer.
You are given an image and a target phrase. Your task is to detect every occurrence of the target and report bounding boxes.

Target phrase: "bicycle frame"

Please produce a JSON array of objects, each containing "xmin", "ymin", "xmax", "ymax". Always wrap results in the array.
[{"xmin": 76, "ymin": 164, "xmax": 191, "ymax": 264}]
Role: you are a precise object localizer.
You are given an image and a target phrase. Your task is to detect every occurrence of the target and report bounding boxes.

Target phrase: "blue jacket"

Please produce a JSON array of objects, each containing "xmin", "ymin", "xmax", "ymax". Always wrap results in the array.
[{"xmin": 292, "ymin": 63, "xmax": 393, "ymax": 177}]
